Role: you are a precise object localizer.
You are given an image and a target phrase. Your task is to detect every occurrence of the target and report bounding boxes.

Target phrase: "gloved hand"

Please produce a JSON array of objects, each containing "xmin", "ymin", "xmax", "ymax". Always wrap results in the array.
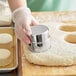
[{"xmin": 12, "ymin": 7, "xmax": 39, "ymax": 45}]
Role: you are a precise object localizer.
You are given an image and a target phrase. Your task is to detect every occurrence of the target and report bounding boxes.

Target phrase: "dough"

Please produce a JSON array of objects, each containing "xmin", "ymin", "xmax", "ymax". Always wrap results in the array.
[
  {"xmin": 0, "ymin": 49, "xmax": 12, "ymax": 66},
  {"xmin": 0, "ymin": 16, "xmax": 11, "ymax": 26},
  {"xmin": 65, "ymin": 34, "xmax": 76, "ymax": 43},
  {"xmin": 0, "ymin": 33, "xmax": 12, "ymax": 44},
  {"xmin": 23, "ymin": 23, "xmax": 76, "ymax": 66},
  {"xmin": 0, "ymin": 1, "xmax": 12, "ymax": 26}
]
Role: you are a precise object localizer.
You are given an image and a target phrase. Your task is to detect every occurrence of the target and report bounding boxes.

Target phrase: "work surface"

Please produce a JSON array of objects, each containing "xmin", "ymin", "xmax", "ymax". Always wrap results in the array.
[{"xmin": 18, "ymin": 11, "xmax": 76, "ymax": 76}]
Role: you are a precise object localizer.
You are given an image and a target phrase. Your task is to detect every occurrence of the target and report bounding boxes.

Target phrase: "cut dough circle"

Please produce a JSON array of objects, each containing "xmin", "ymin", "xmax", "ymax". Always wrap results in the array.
[
  {"xmin": 59, "ymin": 25, "xmax": 76, "ymax": 32},
  {"xmin": 0, "ymin": 33, "xmax": 12, "ymax": 44},
  {"xmin": 0, "ymin": 49, "xmax": 12, "ymax": 66},
  {"xmin": 65, "ymin": 34, "xmax": 76, "ymax": 44}
]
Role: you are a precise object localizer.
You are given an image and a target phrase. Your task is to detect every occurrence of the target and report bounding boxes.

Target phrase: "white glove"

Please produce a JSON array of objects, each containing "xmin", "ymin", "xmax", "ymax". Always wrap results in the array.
[{"xmin": 12, "ymin": 7, "xmax": 39, "ymax": 45}]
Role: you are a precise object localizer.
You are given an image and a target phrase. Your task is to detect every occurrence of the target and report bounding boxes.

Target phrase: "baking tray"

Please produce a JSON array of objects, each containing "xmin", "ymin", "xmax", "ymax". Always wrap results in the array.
[
  {"xmin": 0, "ymin": 22, "xmax": 14, "ymax": 27},
  {"xmin": 0, "ymin": 27, "xmax": 18, "ymax": 72}
]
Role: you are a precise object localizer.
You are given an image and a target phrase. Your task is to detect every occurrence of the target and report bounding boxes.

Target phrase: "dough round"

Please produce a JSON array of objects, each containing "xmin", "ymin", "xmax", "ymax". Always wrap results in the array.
[
  {"xmin": 0, "ymin": 49, "xmax": 12, "ymax": 66},
  {"xmin": 0, "ymin": 33, "xmax": 12, "ymax": 44}
]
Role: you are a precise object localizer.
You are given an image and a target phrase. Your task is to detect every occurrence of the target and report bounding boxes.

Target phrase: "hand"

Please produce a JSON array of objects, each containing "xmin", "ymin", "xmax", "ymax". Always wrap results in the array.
[{"xmin": 12, "ymin": 7, "xmax": 39, "ymax": 45}]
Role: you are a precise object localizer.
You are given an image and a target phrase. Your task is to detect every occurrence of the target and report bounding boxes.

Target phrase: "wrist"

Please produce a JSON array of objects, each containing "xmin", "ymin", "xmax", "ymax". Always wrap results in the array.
[{"xmin": 12, "ymin": 6, "xmax": 31, "ymax": 22}]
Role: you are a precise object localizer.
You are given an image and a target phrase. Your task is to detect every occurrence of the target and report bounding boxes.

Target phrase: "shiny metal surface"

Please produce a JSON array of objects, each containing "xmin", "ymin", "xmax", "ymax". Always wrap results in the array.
[{"xmin": 29, "ymin": 25, "xmax": 51, "ymax": 53}]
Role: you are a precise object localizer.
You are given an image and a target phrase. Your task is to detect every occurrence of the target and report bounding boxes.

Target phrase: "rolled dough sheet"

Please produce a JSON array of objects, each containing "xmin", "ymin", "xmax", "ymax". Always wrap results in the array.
[{"xmin": 23, "ymin": 23, "xmax": 76, "ymax": 66}]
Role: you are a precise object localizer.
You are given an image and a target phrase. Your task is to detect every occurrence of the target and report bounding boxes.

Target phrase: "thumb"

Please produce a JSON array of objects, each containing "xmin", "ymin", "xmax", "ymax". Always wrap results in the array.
[{"xmin": 31, "ymin": 16, "xmax": 39, "ymax": 26}]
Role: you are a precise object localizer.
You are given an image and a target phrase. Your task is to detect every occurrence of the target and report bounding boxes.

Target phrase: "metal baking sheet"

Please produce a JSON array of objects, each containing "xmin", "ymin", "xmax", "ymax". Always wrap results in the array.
[{"xmin": 0, "ymin": 27, "xmax": 18, "ymax": 73}]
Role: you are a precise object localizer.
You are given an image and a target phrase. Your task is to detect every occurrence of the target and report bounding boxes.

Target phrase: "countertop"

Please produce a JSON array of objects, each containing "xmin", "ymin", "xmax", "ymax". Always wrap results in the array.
[{"xmin": 18, "ymin": 11, "xmax": 76, "ymax": 76}]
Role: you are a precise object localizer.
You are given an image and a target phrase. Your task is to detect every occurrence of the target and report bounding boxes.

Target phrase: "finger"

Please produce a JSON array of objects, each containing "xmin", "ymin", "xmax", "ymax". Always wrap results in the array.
[
  {"xmin": 17, "ymin": 30, "xmax": 31, "ymax": 45},
  {"xmin": 20, "ymin": 24, "xmax": 32, "ymax": 43},
  {"xmin": 22, "ymin": 22, "xmax": 32, "ymax": 36},
  {"xmin": 15, "ymin": 26, "xmax": 31, "ymax": 44},
  {"xmin": 21, "ymin": 26, "xmax": 32, "ymax": 41},
  {"xmin": 20, "ymin": 27, "xmax": 31, "ymax": 44}
]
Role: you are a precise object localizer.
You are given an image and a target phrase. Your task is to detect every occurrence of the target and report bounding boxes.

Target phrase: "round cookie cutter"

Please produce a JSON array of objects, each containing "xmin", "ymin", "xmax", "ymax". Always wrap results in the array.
[{"xmin": 29, "ymin": 25, "xmax": 51, "ymax": 53}]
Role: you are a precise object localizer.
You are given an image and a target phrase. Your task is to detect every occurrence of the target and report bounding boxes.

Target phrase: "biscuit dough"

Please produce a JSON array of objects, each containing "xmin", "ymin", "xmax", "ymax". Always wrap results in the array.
[
  {"xmin": 23, "ymin": 23, "xmax": 76, "ymax": 66},
  {"xmin": 0, "ymin": 49, "xmax": 12, "ymax": 66},
  {"xmin": 0, "ymin": 33, "xmax": 12, "ymax": 44}
]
